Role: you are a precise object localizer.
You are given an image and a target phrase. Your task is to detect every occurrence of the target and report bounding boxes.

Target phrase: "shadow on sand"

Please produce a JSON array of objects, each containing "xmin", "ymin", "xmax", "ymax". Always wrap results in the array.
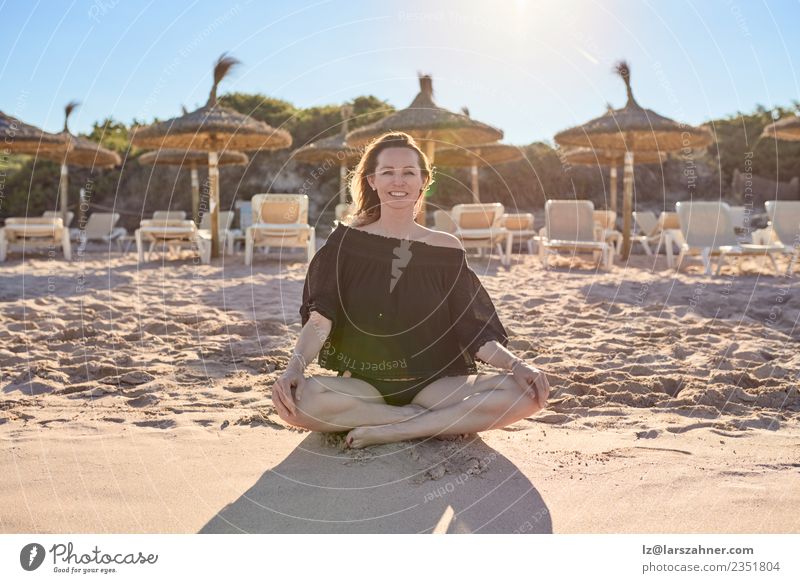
[{"xmin": 201, "ymin": 433, "xmax": 551, "ymax": 533}]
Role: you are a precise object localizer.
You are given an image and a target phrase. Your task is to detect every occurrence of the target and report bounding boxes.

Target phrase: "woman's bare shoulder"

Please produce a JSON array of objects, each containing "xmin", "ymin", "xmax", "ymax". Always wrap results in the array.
[{"xmin": 418, "ymin": 228, "xmax": 464, "ymax": 250}]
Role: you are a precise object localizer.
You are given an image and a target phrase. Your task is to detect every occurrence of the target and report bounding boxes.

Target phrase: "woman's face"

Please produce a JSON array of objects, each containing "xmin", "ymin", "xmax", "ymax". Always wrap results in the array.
[{"xmin": 367, "ymin": 147, "xmax": 425, "ymax": 211}]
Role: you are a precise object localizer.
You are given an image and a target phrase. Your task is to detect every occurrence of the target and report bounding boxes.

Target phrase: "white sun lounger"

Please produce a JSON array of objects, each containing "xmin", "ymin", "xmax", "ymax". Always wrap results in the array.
[
  {"xmin": 0, "ymin": 217, "xmax": 72, "ymax": 262},
  {"xmin": 70, "ymin": 212, "xmax": 127, "ymax": 245},
  {"xmin": 764, "ymin": 200, "xmax": 800, "ymax": 274},
  {"xmin": 449, "ymin": 203, "xmax": 512, "ymax": 267},
  {"xmin": 675, "ymin": 201, "xmax": 780, "ymax": 275},
  {"xmin": 540, "ymin": 200, "xmax": 613, "ymax": 270},
  {"xmin": 245, "ymin": 194, "xmax": 316, "ymax": 264},
  {"xmin": 135, "ymin": 218, "xmax": 210, "ymax": 264}
]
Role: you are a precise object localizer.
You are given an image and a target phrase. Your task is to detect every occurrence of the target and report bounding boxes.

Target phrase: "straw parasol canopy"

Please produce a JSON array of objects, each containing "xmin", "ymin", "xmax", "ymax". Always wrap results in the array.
[
  {"xmin": 292, "ymin": 105, "xmax": 361, "ymax": 204},
  {"xmin": 555, "ymin": 61, "xmax": 713, "ymax": 258},
  {"xmin": 47, "ymin": 102, "xmax": 121, "ymax": 168},
  {"xmin": 139, "ymin": 149, "xmax": 249, "ymax": 224},
  {"xmin": 434, "ymin": 142, "xmax": 524, "ymax": 166},
  {"xmin": 760, "ymin": 114, "xmax": 800, "ymax": 142},
  {"xmin": 554, "ymin": 65, "xmax": 712, "ymax": 152},
  {"xmin": 139, "ymin": 148, "xmax": 248, "ymax": 167},
  {"xmin": 0, "ymin": 110, "xmax": 68, "ymax": 155},
  {"xmin": 36, "ymin": 102, "xmax": 121, "ymax": 225},
  {"xmin": 563, "ymin": 147, "xmax": 665, "ymax": 166},
  {"xmin": 346, "ymin": 76, "xmax": 503, "ymax": 147},
  {"xmin": 131, "ymin": 56, "xmax": 291, "ymax": 152},
  {"xmin": 345, "ymin": 74, "xmax": 503, "ymax": 223},
  {"xmin": 434, "ymin": 142, "xmax": 524, "ymax": 203},
  {"xmin": 563, "ymin": 147, "xmax": 666, "ymax": 214},
  {"xmin": 131, "ymin": 54, "xmax": 292, "ymax": 257},
  {"xmin": 292, "ymin": 133, "xmax": 361, "ymax": 165}
]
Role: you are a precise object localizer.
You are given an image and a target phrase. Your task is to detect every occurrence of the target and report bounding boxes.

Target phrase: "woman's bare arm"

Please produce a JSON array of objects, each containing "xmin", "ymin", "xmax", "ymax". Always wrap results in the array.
[
  {"xmin": 272, "ymin": 311, "xmax": 332, "ymax": 416},
  {"xmin": 475, "ymin": 340, "xmax": 550, "ymax": 406},
  {"xmin": 289, "ymin": 311, "xmax": 332, "ymax": 372},
  {"xmin": 475, "ymin": 340, "xmax": 521, "ymax": 370}
]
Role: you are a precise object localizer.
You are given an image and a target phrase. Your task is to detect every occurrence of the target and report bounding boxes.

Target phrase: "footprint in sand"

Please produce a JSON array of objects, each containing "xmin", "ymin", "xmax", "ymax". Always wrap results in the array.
[
  {"xmin": 127, "ymin": 394, "xmax": 159, "ymax": 407},
  {"xmin": 118, "ymin": 371, "xmax": 156, "ymax": 385},
  {"xmin": 133, "ymin": 419, "xmax": 176, "ymax": 429},
  {"xmin": 635, "ymin": 429, "xmax": 661, "ymax": 439}
]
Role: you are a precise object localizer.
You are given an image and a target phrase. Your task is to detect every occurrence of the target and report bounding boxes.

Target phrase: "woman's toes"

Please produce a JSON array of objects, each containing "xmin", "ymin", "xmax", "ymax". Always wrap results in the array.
[{"xmin": 346, "ymin": 427, "xmax": 376, "ymax": 449}]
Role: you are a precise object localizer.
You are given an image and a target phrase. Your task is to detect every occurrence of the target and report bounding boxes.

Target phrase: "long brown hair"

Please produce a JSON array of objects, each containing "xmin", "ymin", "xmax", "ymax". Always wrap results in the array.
[{"xmin": 344, "ymin": 132, "xmax": 433, "ymax": 227}]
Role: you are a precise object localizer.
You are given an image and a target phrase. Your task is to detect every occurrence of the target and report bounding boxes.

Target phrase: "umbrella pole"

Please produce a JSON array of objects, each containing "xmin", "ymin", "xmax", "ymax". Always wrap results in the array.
[
  {"xmin": 59, "ymin": 163, "xmax": 69, "ymax": 226},
  {"xmin": 621, "ymin": 151, "xmax": 634, "ymax": 259},
  {"xmin": 208, "ymin": 151, "xmax": 220, "ymax": 259},
  {"xmin": 339, "ymin": 162, "xmax": 348, "ymax": 204},
  {"xmin": 609, "ymin": 165, "xmax": 618, "ymax": 215},
  {"xmin": 190, "ymin": 163, "xmax": 200, "ymax": 226},
  {"xmin": 470, "ymin": 164, "xmax": 480, "ymax": 203}
]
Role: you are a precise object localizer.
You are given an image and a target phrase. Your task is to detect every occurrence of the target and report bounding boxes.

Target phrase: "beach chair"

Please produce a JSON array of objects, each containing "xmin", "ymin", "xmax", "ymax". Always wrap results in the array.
[
  {"xmin": 70, "ymin": 213, "xmax": 126, "ymax": 245},
  {"xmin": 632, "ymin": 211, "xmax": 683, "ymax": 266},
  {"xmin": 500, "ymin": 212, "xmax": 539, "ymax": 255},
  {"xmin": 432, "ymin": 209, "xmax": 457, "ymax": 234},
  {"xmin": 0, "ymin": 217, "xmax": 72, "ymax": 262},
  {"xmin": 43, "ymin": 210, "xmax": 74, "ymax": 227},
  {"xmin": 152, "ymin": 210, "xmax": 187, "ymax": 221},
  {"xmin": 674, "ymin": 201, "xmax": 779, "ymax": 275},
  {"xmin": 449, "ymin": 203, "xmax": 512, "ymax": 267},
  {"xmin": 593, "ymin": 209, "xmax": 622, "ymax": 254},
  {"xmin": 135, "ymin": 218, "xmax": 210, "ymax": 264},
  {"xmin": 225, "ymin": 201, "xmax": 253, "ymax": 255},
  {"xmin": 540, "ymin": 200, "xmax": 613, "ymax": 270},
  {"xmin": 245, "ymin": 194, "xmax": 315, "ymax": 264},
  {"xmin": 335, "ymin": 203, "xmax": 352, "ymax": 223},
  {"xmin": 199, "ymin": 211, "xmax": 235, "ymax": 255},
  {"xmin": 728, "ymin": 205, "xmax": 754, "ymax": 242},
  {"xmin": 764, "ymin": 200, "xmax": 800, "ymax": 274}
]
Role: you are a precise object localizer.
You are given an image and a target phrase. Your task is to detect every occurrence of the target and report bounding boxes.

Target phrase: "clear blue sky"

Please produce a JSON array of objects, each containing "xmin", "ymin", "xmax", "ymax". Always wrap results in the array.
[{"xmin": 2, "ymin": 0, "xmax": 799, "ymax": 145}]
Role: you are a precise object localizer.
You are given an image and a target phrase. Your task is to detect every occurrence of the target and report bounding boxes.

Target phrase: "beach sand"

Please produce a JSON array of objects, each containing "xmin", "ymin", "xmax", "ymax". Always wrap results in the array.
[{"xmin": 1, "ymin": 241, "xmax": 798, "ymax": 533}]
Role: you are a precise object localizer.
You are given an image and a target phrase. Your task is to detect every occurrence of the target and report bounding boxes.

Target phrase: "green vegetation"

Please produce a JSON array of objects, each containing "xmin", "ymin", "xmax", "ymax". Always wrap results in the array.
[
  {"xmin": 708, "ymin": 103, "xmax": 800, "ymax": 185},
  {"xmin": 2, "ymin": 97, "xmax": 799, "ymax": 225}
]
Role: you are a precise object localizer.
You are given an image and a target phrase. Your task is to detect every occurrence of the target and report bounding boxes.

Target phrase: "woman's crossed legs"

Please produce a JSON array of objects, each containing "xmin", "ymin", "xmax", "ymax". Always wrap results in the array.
[{"xmin": 273, "ymin": 372, "xmax": 542, "ymax": 448}]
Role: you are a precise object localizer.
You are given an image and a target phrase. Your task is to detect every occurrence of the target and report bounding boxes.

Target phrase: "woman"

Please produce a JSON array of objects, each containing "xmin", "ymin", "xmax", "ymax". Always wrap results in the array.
[{"xmin": 272, "ymin": 132, "xmax": 549, "ymax": 448}]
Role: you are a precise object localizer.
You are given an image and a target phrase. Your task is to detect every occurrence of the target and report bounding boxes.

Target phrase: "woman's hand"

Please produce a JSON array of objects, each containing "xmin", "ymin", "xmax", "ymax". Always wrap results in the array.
[
  {"xmin": 271, "ymin": 361, "xmax": 305, "ymax": 418},
  {"xmin": 510, "ymin": 361, "xmax": 550, "ymax": 408}
]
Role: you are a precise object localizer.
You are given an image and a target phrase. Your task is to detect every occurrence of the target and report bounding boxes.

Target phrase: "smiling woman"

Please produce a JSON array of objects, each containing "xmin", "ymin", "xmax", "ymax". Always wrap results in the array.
[
  {"xmin": 270, "ymin": 131, "xmax": 551, "ymax": 449},
  {"xmin": 347, "ymin": 132, "xmax": 433, "ymax": 229}
]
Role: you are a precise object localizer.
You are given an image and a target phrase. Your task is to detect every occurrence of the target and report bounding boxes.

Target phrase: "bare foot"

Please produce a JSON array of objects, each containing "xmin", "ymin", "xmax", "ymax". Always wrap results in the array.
[
  {"xmin": 346, "ymin": 426, "xmax": 391, "ymax": 449},
  {"xmin": 345, "ymin": 405, "xmax": 426, "ymax": 448}
]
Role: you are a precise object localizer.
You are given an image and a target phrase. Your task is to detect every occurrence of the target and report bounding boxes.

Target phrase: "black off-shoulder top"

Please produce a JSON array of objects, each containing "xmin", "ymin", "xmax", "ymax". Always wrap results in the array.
[{"xmin": 300, "ymin": 223, "xmax": 509, "ymax": 380}]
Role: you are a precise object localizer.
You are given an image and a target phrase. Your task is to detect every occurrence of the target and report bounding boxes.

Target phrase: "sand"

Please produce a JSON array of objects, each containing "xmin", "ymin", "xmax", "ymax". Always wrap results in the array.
[{"xmin": 1, "ymin": 241, "xmax": 799, "ymax": 533}]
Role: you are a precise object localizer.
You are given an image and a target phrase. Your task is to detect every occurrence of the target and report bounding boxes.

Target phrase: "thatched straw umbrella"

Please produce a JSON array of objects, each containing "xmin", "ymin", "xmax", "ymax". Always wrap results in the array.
[
  {"xmin": 1, "ymin": 110, "xmax": 67, "ymax": 154},
  {"xmin": 434, "ymin": 142, "xmax": 524, "ymax": 203},
  {"xmin": 138, "ymin": 148, "xmax": 249, "ymax": 224},
  {"xmin": 345, "ymin": 74, "xmax": 503, "ymax": 223},
  {"xmin": 36, "ymin": 102, "xmax": 121, "ymax": 226},
  {"xmin": 131, "ymin": 54, "xmax": 292, "ymax": 257},
  {"xmin": 760, "ymin": 114, "xmax": 800, "ymax": 142},
  {"xmin": 292, "ymin": 105, "xmax": 361, "ymax": 204},
  {"xmin": 562, "ymin": 147, "xmax": 665, "ymax": 214},
  {"xmin": 555, "ymin": 61, "xmax": 713, "ymax": 258}
]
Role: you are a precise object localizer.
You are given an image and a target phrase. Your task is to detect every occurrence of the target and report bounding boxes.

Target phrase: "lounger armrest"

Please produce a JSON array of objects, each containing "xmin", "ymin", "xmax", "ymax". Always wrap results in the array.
[{"xmin": 249, "ymin": 222, "xmax": 311, "ymax": 230}]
